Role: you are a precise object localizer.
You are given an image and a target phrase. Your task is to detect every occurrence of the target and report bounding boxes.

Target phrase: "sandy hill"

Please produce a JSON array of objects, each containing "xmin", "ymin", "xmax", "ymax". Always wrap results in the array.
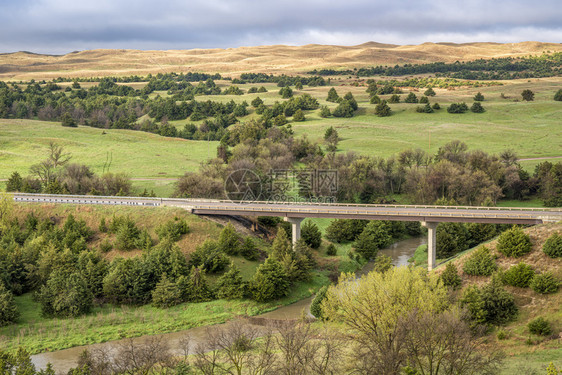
[{"xmin": 1, "ymin": 41, "xmax": 561, "ymax": 80}]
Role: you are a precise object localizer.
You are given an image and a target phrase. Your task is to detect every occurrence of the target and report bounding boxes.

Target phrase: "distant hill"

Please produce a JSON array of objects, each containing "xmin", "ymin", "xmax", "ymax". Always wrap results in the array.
[{"xmin": 1, "ymin": 41, "xmax": 561, "ymax": 80}]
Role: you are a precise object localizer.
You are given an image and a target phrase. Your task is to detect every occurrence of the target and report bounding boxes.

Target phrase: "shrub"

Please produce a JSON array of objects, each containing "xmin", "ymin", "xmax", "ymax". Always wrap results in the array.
[
  {"xmin": 474, "ymin": 92, "xmax": 485, "ymax": 101},
  {"xmin": 405, "ymin": 92, "xmax": 418, "ymax": 103},
  {"xmin": 470, "ymin": 102, "xmax": 485, "ymax": 113},
  {"xmin": 424, "ymin": 87, "xmax": 436, "ymax": 97},
  {"xmin": 332, "ymin": 101, "xmax": 354, "ymax": 118},
  {"xmin": 388, "ymin": 95, "xmax": 400, "ymax": 103},
  {"xmin": 554, "ymin": 89, "xmax": 562, "ymax": 101},
  {"xmin": 325, "ymin": 219, "xmax": 367, "ymax": 243},
  {"xmin": 521, "ymin": 89, "xmax": 534, "ymax": 101},
  {"xmin": 113, "ymin": 217, "xmax": 141, "ymax": 251},
  {"xmin": 372, "ymin": 255, "xmax": 392, "ymax": 273},
  {"xmin": 502, "ymin": 262, "xmax": 535, "ymax": 287},
  {"xmin": 530, "ymin": 272, "xmax": 560, "ymax": 294},
  {"xmin": 370, "ymin": 94, "xmax": 381, "ymax": 104},
  {"xmin": 156, "ymin": 217, "xmax": 189, "ymax": 241},
  {"xmin": 419, "ymin": 96, "xmax": 429, "ymax": 103},
  {"xmin": 183, "ymin": 267, "xmax": 214, "ymax": 302},
  {"xmin": 249, "ymin": 257, "xmax": 290, "ymax": 302},
  {"xmin": 189, "ymin": 240, "xmax": 230, "ymax": 273},
  {"xmin": 326, "ymin": 243, "xmax": 337, "ymax": 256},
  {"xmin": 301, "ymin": 220, "xmax": 322, "ymax": 249},
  {"xmin": 310, "ymin": 285, "xmax": 328, "ymax": 319},
  {"xmin": 440, "ymin": 263, "xmax": 462, "ymax": 289},
  {"xmin": 240, "ymin": 237, "xmax": 259, "ymax": 261},
  {"xmin": 151, "ymin": 274, "xmax": 182, "ymax": 308},
  {"xmin": 38, "ymin": 270, "xmax": 93, "ymax": 317},
  {"xmin": 432, "ymin": 102, "xmax": 441, "ymax": 110},
  {"xmin": 527, "ymin": 317, "xmax": 552, "ymax": 336},
  {"xmin": 0, "ymin": 283, "xmax": 19, "ymax": 326},
  {"xmin": 319, "ymin": 105, "xmax": 331, "ymax": 118},
  {"xmin": 216, "ymin": 264, "xmax": 246, "ymax": 299},
  {"xmin": 462, "ymin": 246, "xmax": 497, "ymax": 276},
  {"xmin": 326, "ymin": 87, "xmax": 339, "ymax": 102},
  {"xmin": 497, "ymin": 227, "xmax": 532, "ymax": 257},
  {"xmin": 353, "ymin": 221, "xmax": 392, "ymax": 260},
  {"xmin": 460, "ymin": 276, "xmax": 518, "ymax": 327},
  {"xmin": 496, "ymin": 328, "xmax": 508, "ymax": 340},
  {"xmin": 447, "ymin": 102, "xmax": 468, "ymax": 113},
  {"xmin": 292, "ymin": 109, "xmax": 305, "ymax": 122},
  {"xmin": 542, "ymin": 233, "xmax": 562, "ymax": 258},
  {"xmin": 217, "ymin": 223, "xmax": 241, "ymax": 255},
  {"xmin": 374, "ymin": 100, "xmax": 391, "ymax": 116}
]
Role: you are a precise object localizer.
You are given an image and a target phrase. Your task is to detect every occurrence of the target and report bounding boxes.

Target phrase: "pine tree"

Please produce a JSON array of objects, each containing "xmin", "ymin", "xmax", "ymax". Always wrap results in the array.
[
  {"xmin": 375, "ymin": 100, "xmax": 392, "ymax": 117},
  {"xmin": 405, "ymin": 92, "xmax": 418, "ymax": 103},
  {"xmin": 424, "ymin": 87, "xmax": 436, "ymax": 97},
  {"xmin": 554, "ymin": 89, "xmax": 562, "ymax": 101},
  {"xmin": 326, "ymin": 87, "xmax": 339, "ymax": 102},
  {"xmin": 216, "ymin": 264, "xmax": 246, "ymax": 299},
  {"xmin": 0, "ymin": 283, "xmax": 19, "ymax": 326},
  {"xmin": 301, "ymin": 220, "xmax": 322, "ymax": 248},
  {"xmin": 473, "ymin": 92, "xmax": 485, "ymax": 101},
  {"xmin": 217, "ymin": 223, "xmax": 241, "ymax": 255},
  {"xmin": 370, "ymin": 94, "xmax": 381, "ymax": 104},
  {"xmin": 6, "ymin": 171, "xmax": 23, "ymax": 192},
  {"xmin": 240, "ymin": 237, "xmax": 259, "ymax": 260},
  {"xmin": 440, "ymin": 263, "xmax": 462, "ymax": 289},
  {"xmin": 471, "ymin": 102, "xmax": 485, "ymax": 113},
  {"xmin": 249, "ymin": 257, "xmax": 290, "ymax": 302},
  {"xmin": 319, "ymin": 105, "xmax": 331, "ymax": 118},
  {"xmin": 152, "ymin": 274, "xmax": 182, "ymax": 308},
  {"xmin": 185, "ymin": 267, "xmax": 214, "ymax": 302},
  {"xmin": 271, "ymin": 228, "xmax": 292, "ymax": 260},
  {"xmin": 292, "ymin": 109, "xmax": 305, "ymax": 122}
]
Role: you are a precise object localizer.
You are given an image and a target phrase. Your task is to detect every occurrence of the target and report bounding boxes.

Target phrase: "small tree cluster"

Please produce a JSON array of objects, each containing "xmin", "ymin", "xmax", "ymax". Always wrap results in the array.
[{"xmin": 447, "ymin": 102, "xmax": 469, "ymax": 113}]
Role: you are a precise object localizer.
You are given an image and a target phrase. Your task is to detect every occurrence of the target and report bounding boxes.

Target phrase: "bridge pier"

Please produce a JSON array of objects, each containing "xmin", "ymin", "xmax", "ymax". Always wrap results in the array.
[
  {"xmin": 422, "ymin": 221, "xmax": 438, "ymax": 271},
  {"xmin": 284, "ymin": 217, "xmax": 304, "ymax": 246}
]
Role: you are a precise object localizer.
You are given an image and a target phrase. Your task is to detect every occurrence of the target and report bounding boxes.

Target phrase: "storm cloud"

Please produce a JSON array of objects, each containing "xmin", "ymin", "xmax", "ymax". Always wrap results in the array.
[{"xmin": 0, "ymin": 0, "xmax": 561, "ymax": 54}]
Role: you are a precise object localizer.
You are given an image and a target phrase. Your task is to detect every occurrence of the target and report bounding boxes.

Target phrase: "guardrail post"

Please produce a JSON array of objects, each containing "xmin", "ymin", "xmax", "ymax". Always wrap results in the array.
[
  {"xmin": 284, "ymin": 217, "xmax": 304, "ymax": 246},
  {"xmin": 422, "ymin": 221, "xmax": 438, "ymax": 271}
]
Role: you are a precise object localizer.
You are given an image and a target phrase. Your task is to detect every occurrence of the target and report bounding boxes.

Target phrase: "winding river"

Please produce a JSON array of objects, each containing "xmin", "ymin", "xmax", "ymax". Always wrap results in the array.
[{"xmin": 31, "ymin": 236, "xmax": 426, "ymax": 373}]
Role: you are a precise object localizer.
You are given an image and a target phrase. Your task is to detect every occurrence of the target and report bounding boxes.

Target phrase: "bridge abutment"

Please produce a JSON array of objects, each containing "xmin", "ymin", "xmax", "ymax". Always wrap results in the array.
[
  {"xmin": 422, "ymin": 221, "xmax": 438, "ymax": 271},
  {"xmin": 284, "ymin": 217, "xmax": 304, "ymax": 246}
]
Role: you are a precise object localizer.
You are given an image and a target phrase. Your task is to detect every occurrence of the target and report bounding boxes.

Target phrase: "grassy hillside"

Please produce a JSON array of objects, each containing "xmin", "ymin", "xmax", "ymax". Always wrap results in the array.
[
  {"xmin": 2, "ymin": 41, "xmax": 562, "ymax": 80},
  {"xmin": 436, "ymin": 223, "xmax": 562, "ymax": 374}
]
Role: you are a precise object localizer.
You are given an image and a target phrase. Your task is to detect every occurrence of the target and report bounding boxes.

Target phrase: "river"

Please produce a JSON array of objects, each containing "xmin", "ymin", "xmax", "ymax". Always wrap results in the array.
[{"xmin": 31, "ymin": 236, "xmax": 426, "ymax": 373}]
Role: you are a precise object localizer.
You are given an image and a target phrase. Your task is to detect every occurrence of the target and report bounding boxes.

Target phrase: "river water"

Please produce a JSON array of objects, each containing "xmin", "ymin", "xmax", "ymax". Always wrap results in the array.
[{"xmin": 31, "ymin": 236, "xmax": 426, "ymax": 373}]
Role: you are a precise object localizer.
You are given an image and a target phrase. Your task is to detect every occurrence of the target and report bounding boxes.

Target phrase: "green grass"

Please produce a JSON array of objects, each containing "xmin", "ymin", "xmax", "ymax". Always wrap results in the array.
[
  {"xmin": 0, "ymin": 119, "xmax": 216, "ymax": 180},
  {"xmin": 0, "ymin": 272, "xmax": 329, "ymax": 355},
  {"xmin": 500, "ymin": 348, "xmax": 562, "ymax": 375}
]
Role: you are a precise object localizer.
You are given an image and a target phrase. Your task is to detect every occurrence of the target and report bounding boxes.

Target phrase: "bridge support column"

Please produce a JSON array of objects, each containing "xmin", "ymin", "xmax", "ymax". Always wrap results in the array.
[
  {"xmin": 422, "ymin": 221, "xmax": 438, "ymax": 271},
  {"xmin": 284, "ymin": 217, "xmax": 304, "ymax": 246}
]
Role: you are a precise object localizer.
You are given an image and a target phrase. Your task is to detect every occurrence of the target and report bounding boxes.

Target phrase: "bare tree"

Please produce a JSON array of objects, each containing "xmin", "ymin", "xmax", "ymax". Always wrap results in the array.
[{"xmin": 112, "ymin": 337, "xmax": 174, "ymax": 375}]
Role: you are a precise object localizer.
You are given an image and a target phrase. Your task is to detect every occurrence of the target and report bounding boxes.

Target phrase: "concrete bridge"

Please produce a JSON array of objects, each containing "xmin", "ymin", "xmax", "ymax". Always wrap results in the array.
[{"xmin": 13, "ymin": 193, "xmax": 562, "ymax": 270}]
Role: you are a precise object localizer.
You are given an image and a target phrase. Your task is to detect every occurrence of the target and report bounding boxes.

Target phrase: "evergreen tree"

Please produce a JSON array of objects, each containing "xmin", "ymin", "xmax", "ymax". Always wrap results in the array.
[
  {"xmin": 310, "ymin": 285, "xmax": 328, "ymax": 319},
  {"xmin": 271, "ymin": 228, "xmax": 292, "ymax": 260},
  {"xmin": 424, "ymin": 87, "xmax": 436, "ymax": 96},
  {"xmin": 473, "ymin": 92, "xmax": 485, "ymax": 101},
  {"xmin": 249, "ymin": 257, "xmax": 290, "ymax": 302},
  {"xmin": 292, "ymin": 109, "xmax": 305, "ymax": 122},
  {"xmin": 554, "ymin": 89, "xmax": 562, "ymax": 101},
  {"xmin": 326, "ymin": 243, "xmax": 337, "ymax": 256},
  {"xmin": 240, "ymin": 237, "xmax": 259, "ymax": 260},
  {"xmin": 432, "ymin": 102, "xmax": 441, "ymax": 110},
  {"xmin": 353, "ymin": 221, "xmax": 391, "ymax": 260},
  {"xmin": 61, "ymin": 112, "xmax": 77, "ymax": 127},
  {"xmin": 6, "ymin": 172, "xmax": 23, "ymax": 192},
  {"xmin": 151, "ymin": 274, "xmax": 182, "ymax": 308},
  {"xmin": 185, "ymin": 267, "xmax": 214, "ymax": 302},
  {"xmin": 388, "ymin": 94, "xmax": 400, "ymax": 103},
  {"xmin": 440, "ymin": 263, "xmax": 462, "ymax": 289},
  {"xmin": 332, "ymin": 101, "xmax": 354, "ymax": 118},
  {"xmin": 217, "ymin": 223, "xmax": 241, "ymax": 255},
  {"xmin": 471, "ymin": 102, "xmax": 485, "ymax": 113},
  {"xmin": 0, "ymin": 283, "xmax": 19, "ymax": 326},
  {"xmin": 319, "ymin": 105, "xmax": 331, "ymax": 118},
  {"xmin": 375, "ymin": 100, "xmax": 392, "ymax": 117},
  {"xmin": 405, "ymin": 92, "xmax": 419, "ymax": 103},
  {"xmin": 216, "ymin": 264, "xmax": 246, "ymax": 299},
  {"xmin": 301, "ymin": 220, "xmax": 322, "ymax": 248},
  {"xmin": 521, "ymin": 89, "xmax": 534, "ymax": 101},
  {"xmin": 295, "ymin": 81, "xmax": 303, "ymax": 90},
  {"xmin": 370, "ymin": 94, "xmax": 381, "ymax": 104},
  {"xmin": 279, "ymin": 86, "xmax": 293, "ymax": 99},
  {"xmin": 251, "ymin": 96, "xmax": 263, "ymax": 108},
  {"xmin": 326, "ymin": 87, "xmax": 340, "ymax": 102},
  {"xmin": 38, "ymin": 270, "xmax": 93, "ymax": 318}
]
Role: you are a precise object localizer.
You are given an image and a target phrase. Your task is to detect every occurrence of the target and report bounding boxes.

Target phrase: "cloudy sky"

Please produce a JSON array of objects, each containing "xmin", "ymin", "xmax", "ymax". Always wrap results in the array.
[{"xmin": 1, "ymin": 0, "xmax": 561, "ymax": 54}]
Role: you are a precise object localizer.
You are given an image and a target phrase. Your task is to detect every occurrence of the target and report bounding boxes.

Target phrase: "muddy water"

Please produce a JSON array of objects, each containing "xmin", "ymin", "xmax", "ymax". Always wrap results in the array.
[{"xmin": 31, "ymin": 236, "xmax": 425, "ymax": 373}]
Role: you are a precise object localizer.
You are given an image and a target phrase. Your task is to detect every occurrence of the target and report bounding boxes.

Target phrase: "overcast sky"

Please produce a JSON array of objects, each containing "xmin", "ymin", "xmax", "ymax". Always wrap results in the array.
[{"xmin": 1, "ymin": 0, "xmax": 561, "ymax": 54}]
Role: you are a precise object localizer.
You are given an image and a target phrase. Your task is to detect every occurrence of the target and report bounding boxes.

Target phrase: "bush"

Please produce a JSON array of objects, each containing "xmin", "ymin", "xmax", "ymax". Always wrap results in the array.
[
  {"xmin": 332, "ymin": 101, "xmax": 354, "ymax": 118},
  {"xmin": 240, "ymin": 237, "xmax": 259, "ymax": 261},
  {"xmin": 447, "ymin": 102, "xmax": 468, "ymax": 113},
  {"xmin": 217, "ymin": 223, "xmax": 241, "ymax": 255},
  {"xmin": 462, "ymin": 246, "xmax": 497, "ymax": 276},
  {"xmin": 542, "ymin": 233, "xmax": 562, "ymax": 258},
  {"xmin": 527, "ymin": 317, "xmax": 552, "ymax": 336},
  {"xmin": 470, "ymin": 102, "xmax": 485, "ymax": 113},
  {"xmin": 432, "ymin": 102, "xmax": 441, "ymax": 110},
  {"xmin": 292, "ymin": 109, "xmax": 305, "ymax": 122},
  {"xmin": 0, "ymin": 283, "xmax": 19, "ymax": 326},
  {"xmin": 497, "ymin": 227, "xmax": 532, "ymax": 257},
  {"xmin": 151, "ymin": 274, "xmax": 182, "ymax": 308},
  {"xmin": 405, "ymin": 92, "xmax": 418, "ymax": 103},
  {"xmin": 440, "ymin": 263, "xmax": 462, "ymax": 289},
  {"xmin": 521, "ymin": 89, "xmax": 534, "ymax": 101},
  {"xmin": 419, "ymin": 96, "xmax": 429, "ymax": 104},
  {"xmin": 325, "ymin": 219, "xmax": 367, "ymax": 243},
  {"xmin": 326, "ymin": 243, "xmax": 337, "ymax": 256},
  {"xmin": 372, "ymin": 255, "xmax": 392, "ymax": 273},
  {"xmin": 353, "ymin": 221, "xmax": 392, "ymax": 260},
  {"xmin": 189, "ymin": 240, "xmax": 230, "ymax": 273},
  {"xmin": 216, "ymin": 264, "xmax": 246, "ymax": 299},
  {"xmin": 310, "ymin": 285, "xmax": 328, "ymax": 319},
  {"xmin": 113, "ymin": 217, "xmax": 141, "ymax": 251},
  {"xmin": 319, "ymin": 105, "xmax": 331, "ymax": 118},
  {"xmin": 460, "ymin": 276, "xmax": 518, "ymax": 327},
  {"xmin": 555, "ymin": 89, "xmax": 562, "ymax": 101},
  {"xmin": 156, "ymin": 217, "xmax": 189, "ymax": 241},
  {"xmin": 424, "ymin": 87, "xmax": 436, "ymax": 97},
  {"xmin": 474, "ymin": 92, "xmax": 485, "ymax": 101},
  {"xmin": 249, "ymin": 257, "xmax": 290, "ymax": 302},
  {"xmin": 502, "ymin": 262, "xmax": 535, "ymax": 287},
  {"xmin": 374, "ymin": 100, "xmax": 391, "ymax": 117},
  {"xmin": 370, "ymin": 94, "xmax": 381, "ymax": 104},
  {"xmin": 38, "ymin": 270, "xmax": 93, "ymax": 317},
  {"xmin": 301, "ymin": 221, "xmax": 322, "ymax": 249},
  {"xmin": 530, "ymin": 272, "xmax": 560, "ymax": 294},
  {"xmin": 388, "ymin": 94, "xmax": 400, "ymax": 103},
  {"xmin": 183, "ymin": 267, "xmax": 214, "ymax": 302}
]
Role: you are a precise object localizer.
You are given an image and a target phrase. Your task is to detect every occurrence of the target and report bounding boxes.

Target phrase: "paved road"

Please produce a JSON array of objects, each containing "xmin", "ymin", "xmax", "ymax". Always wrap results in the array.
[{"xmin": 12, "ymin": 193, "xmax": 562, "ymax": 224}]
